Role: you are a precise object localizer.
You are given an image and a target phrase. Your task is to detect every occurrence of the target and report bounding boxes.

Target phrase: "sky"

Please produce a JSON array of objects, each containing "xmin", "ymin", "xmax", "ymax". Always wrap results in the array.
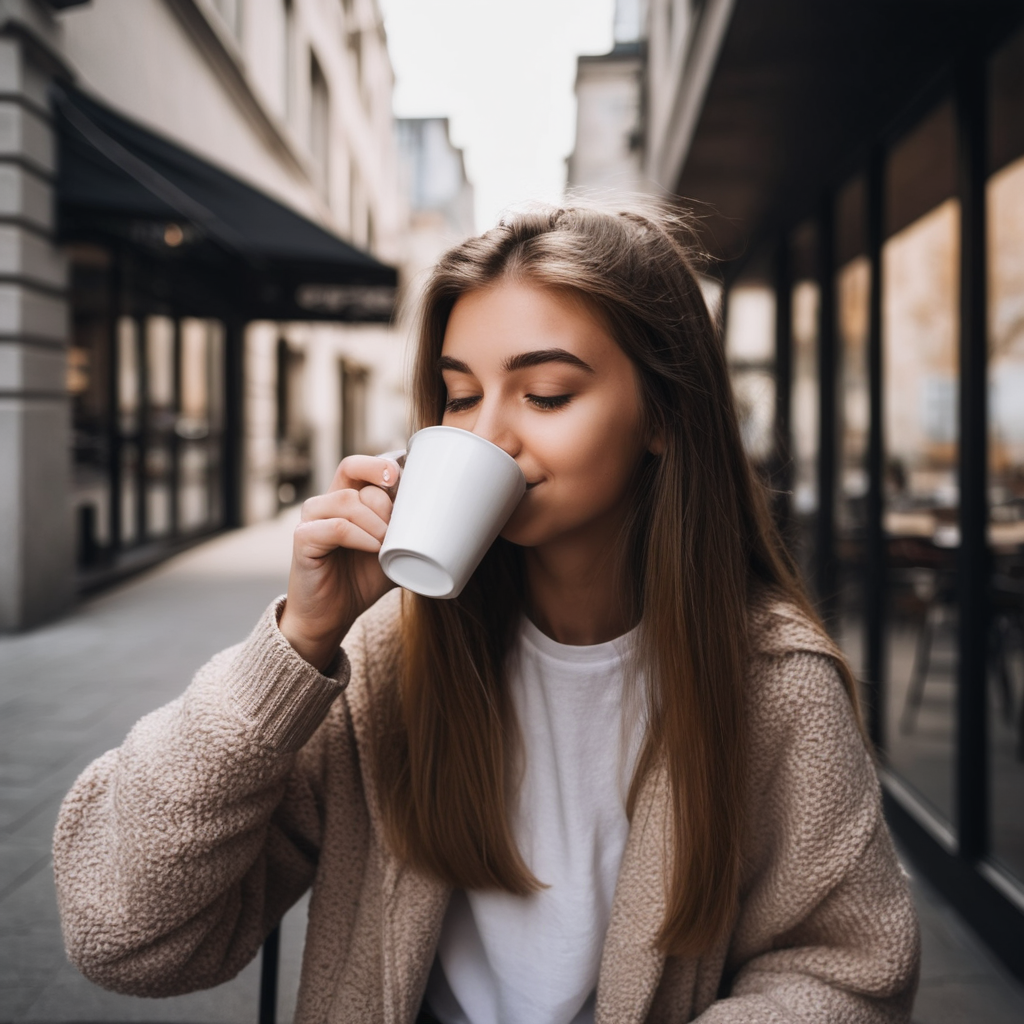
[{"xmin": 378, "ymin": 0, "xmax": 616, "ymax": 231}]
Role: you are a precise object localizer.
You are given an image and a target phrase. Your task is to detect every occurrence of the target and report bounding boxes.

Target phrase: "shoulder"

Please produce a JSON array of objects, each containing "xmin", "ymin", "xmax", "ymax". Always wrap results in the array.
[
  {"xmin": 744, "ymin": 589, "xmax": 867, "ymax": 780},
  {"xmin": 746, "ymin": 589, "xmax": 849, "ymax": 709},
  {"xmin": 747, "ymin": 587, "xmax": 843, "ymax": 663}
]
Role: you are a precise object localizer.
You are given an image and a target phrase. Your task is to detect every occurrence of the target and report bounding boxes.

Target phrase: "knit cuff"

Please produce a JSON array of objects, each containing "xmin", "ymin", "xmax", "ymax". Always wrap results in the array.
[{"xmin": 226, "ymin": 596, "xmax": 350, "ymax": 752}]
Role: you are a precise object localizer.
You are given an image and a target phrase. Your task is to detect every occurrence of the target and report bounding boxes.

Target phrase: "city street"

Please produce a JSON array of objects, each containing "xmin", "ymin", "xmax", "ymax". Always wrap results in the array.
[{"xmin": 1, "ymin": 512, "xmax": 1024, "ymax": 1023}]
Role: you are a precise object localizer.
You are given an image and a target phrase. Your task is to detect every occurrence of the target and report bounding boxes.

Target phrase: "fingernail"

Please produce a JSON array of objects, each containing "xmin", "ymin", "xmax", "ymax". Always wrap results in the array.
[{"xmin": 383, "ymin": 469, "xmax": 391, "ymax": 483}]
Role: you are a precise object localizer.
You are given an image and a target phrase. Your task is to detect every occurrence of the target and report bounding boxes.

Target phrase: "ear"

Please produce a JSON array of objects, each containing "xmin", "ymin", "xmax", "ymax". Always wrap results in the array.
[{"xmin": 647, "ymin": 428, "xmax": 666, "ymax": 456}]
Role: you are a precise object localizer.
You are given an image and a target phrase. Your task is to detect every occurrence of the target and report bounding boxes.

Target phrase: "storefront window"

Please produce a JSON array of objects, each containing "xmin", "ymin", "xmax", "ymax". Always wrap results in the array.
[
  {"xmin": 790, "ymin": 223, "xmax": 820, "ymax": 584},
  {"xmin": 178, "ymin": 318, "xmax": 225, "ymax": 531},
  {"xmin": 724, "ymin": 280, "xmax": 776, "ymax": 466},
  {"xmin": 987, "ymin": 24, "xmax": 1024, "ymax": 884},
  {"xmin": 118, "ymin": 316, "xmax": 141, "ymax": 547},
  {"xmin": 881, "ymin": 98, "xmax": 960, "ymax": 824},
  {"xmin": 69, "ymin": 245, "xmax": 114, "ymax": 565},
  {"xmin": 145, "ymin": 316, "xmax": 175, "ymax": 539},
  {"xmin": 880, "ymin": 98, "xmax": 959, "ymax": 824},
  {"xmin": 835, "ymin": 177, "xmax": 871, "ymax": 682}
]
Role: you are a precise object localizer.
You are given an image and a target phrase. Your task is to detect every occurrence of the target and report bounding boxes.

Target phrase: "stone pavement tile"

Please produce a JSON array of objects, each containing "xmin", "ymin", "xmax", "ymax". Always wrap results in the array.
[
  {"xmin": 0, "ymin": 866, "xmax": 70, "ymax": 1019},
  {"xmin": 15, "ymin": 955, "xmax": 262, "ymax": 1023},
  {"xmin": 902, "ymin": 848, "xmax": 1024, "ymax": 1024},
  {"xmin": 0, "ymin": 786, "xmax": 61, "ymax": 834},
  {"xmin": 0, "ymin": 841, "xmax": 50, "ymax": 902},
  {"xmin": 0, "ymin": 512, "xmax": 302, "ymax": 1024},
  {"xmin": 3, "ymin": 791, "xmax": 65, "ymax": 849}
]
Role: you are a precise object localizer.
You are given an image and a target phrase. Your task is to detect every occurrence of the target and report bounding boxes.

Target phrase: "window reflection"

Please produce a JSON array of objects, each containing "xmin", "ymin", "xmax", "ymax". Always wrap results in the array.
[
  {"xmin": 725, "ymin": 282, "xmax": 776, "ymax": 465},
  {"xmin": 791, "ymin": 272, "xmax": 820, "ymax": 580},
  {"xmin": 179, "ymin": 319, "xmax": 213, "ymax": 531},
  {"xmin": 145, "ymin": 317, "xmax": 175, "ymax": 540},
  {"xmin": 836, "ymin": 254, "xmax": 870, "ymax": 681},
  {"xmin": 987, "ymin": 22, "xmax": 1024, "ymax": 884},
  {"xmin": 883, "ymin": 195, "xmax": 960, "ymax": 826}
]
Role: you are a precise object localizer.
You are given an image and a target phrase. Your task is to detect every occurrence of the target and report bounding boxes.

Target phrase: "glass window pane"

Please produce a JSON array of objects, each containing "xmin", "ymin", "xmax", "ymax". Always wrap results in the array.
[
  {"xmin": 179, "ymin": 318, "xmax": 210, "ymax": 433},
  {"xmin": 792, "ymin": 273, "xmax": 820, "ymax": 581},
  {"xmin": 145, "ymin": 445, "xmax": 173, "ymax": 539},
  {"xmin": 883, "ymin": 193, "xmax": 960, "ymax": 826},
  {"xmin": 120, "ymin": 442, "xmax": 139, "ymax": 546},
  {"xmin": 987, "ymin": 23, "xmax": 1024, "ymax": 885},
  {"xmin": 117, "ymin": 317, "xmax": 139, "ymax": 435},
  {"xmin": 732, "ymin": 369, "xmax": 776, "ymax": 464},
  {"xmin": 837, "ymin": 254, "xmax": 871, "ymax": 682},
  {"xmin": 207, "ymin": 320, "xmax": 225, "ymax": 433},
  {"xmin": 178, "ymin": 441, "xmax": 210, "ymax": 532},
  {"xmin": 725, "ymin": 285, "xmax": 775, "ymax": 364},
  {"xmin": 146, "ymin": 316, "xmax": 175, "ymax": 412},
  {"xmin": 724, "ymin": 281, "xmax": 777, "ymax": 467}
]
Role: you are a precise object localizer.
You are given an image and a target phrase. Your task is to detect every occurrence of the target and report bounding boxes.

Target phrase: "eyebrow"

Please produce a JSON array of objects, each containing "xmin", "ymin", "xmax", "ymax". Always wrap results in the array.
[{"xmin": 437, "ymin": 348, "xmax": 595, "ymax": 375}]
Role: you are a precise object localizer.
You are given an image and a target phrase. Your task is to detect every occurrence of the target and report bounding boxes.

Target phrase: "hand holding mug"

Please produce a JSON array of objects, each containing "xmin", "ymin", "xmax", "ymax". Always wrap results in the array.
[{"xmin": 279, "ymin": 454, "xmax": 402, "ymax": 671}]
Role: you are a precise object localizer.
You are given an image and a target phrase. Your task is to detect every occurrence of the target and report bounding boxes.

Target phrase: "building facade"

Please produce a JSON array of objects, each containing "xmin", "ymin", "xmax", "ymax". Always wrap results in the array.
[
  {"xmin": 566, "ymin": 0, "xmax": 646, "ymax": 196},
  {"xmin": 0, "ymin": 0, "xmax": 408, "ymax": 629},
  {"xmin": 645, "ymin": 0, "xmax": 1024, "ymax": 981},
  {"xmin": 395, "ymin": 116, "xmax": 475, "ymax": 297}
]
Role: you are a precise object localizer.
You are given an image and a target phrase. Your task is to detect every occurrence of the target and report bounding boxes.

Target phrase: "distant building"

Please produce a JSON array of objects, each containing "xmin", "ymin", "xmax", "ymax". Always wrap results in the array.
[
  {"xmin": 0, "ymin": 0, "xmax": 408, "ymax": 629},
  {"xmin": 395, "ymin": 116, "xmax": 475, "ymax": 298},
  {"xmin": 566, "ymin": 0, "xmax": 648, "ymax": 196}
]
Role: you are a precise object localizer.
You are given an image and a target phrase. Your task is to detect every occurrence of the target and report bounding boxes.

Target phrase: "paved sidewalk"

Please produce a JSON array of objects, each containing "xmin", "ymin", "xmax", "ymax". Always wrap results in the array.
[
  {"xmin": 2, "ymin": 510, "xmax": 1024, "ymax": 1023},
  {"xmin": 0, "ymin": 510, "xmax": 304, "ymax": 1023}
]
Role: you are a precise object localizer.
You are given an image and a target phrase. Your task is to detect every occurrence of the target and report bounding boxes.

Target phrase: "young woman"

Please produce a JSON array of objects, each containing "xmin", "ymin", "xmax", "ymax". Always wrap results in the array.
[{"xmin": 55, "ymin": 204, "xmax": 920, "ymax": 1024}]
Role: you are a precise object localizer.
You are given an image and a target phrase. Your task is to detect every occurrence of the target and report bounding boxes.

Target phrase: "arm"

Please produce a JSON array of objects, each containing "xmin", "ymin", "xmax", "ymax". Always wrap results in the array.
[
  {"xmin": 53, "ymin": 598, "xmax": 349, "ymax": 997},
  {"xmin": 697, "ymin": 652, "xmax": 920, "ymax": 1024},
  {"xmin": 54, "ymin": 452, "xmax": 402, "ymax": 996}
]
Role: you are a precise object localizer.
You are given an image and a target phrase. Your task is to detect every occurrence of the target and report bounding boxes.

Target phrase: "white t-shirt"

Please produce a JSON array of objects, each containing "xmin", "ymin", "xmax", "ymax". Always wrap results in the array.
[{"xmin": 424, "ymin": 615, "xmax": 641, "ymax": 1024}]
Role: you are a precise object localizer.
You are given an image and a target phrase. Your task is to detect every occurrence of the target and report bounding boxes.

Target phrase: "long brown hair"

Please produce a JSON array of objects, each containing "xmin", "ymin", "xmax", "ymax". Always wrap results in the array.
[{"xmin": 376, "ymin": 202, "xmax": 860, "ymax": 958}]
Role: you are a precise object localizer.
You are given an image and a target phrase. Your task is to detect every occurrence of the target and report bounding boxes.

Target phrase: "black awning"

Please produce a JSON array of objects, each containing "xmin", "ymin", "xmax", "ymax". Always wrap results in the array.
[{"xmin": 54, "ymin": 86, "xmax": 397, "ymax": 322}]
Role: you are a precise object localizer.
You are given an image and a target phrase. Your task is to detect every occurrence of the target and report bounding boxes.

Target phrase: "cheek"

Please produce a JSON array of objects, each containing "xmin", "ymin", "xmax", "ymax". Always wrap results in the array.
[{"xmin": 541, "ymin": 399, "xmax": 645, "ymax": 495}]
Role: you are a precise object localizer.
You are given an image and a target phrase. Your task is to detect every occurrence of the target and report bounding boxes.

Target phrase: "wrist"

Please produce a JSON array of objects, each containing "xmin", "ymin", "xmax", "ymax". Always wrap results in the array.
[{"xmin": 278, "ymin": 604, "xmax": 350, "ymax": 673}]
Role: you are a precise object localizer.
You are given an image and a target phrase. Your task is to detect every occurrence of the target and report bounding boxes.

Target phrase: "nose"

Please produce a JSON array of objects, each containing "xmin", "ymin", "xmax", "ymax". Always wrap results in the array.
[{"xmin": 469, "ymin": 398, "xmax": 520, "ymax": 459}]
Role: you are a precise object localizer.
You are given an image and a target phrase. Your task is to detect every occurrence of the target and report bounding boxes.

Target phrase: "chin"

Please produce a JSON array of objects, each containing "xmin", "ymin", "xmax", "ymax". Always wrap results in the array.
[
  {"xmin": 498, "ymin": 512, "xmax": 546, "ymax": 548},
  {"xmin": 499, "ymin": 514, "xmax": 569, "ymax": 550}
]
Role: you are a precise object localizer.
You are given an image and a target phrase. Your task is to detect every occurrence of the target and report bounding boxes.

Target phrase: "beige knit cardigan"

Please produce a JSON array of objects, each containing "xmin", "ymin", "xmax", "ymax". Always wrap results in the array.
[{"xmin": 54, "ymin": 589, "xmax": 920, "ymax": 1024}]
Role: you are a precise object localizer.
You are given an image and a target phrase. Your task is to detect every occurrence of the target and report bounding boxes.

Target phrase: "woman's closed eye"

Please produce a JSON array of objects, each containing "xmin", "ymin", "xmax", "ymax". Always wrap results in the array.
[
  {"xmin": 526, "ymin": 393, "xmax": 572, "ymax": 410},
  {"xmin": 444, "ymin": 395, "xmax": 479, "ymax": 413},
  {"xmin": 443, "ymin": 393, "xmax": 574, "ymax": 413}
]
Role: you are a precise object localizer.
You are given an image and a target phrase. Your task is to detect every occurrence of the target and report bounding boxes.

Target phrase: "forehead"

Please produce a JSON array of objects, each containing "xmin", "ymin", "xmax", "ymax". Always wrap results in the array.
[{"xmin": 441, "ymin": 281, "xmax": 616, "ymax": 361}]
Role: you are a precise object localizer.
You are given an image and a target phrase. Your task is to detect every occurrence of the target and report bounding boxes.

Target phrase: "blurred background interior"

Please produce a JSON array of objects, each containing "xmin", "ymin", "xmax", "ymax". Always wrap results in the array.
[{"xmin": 2, "ymin": 0, "xmax": 1024, "ymax": 1021}]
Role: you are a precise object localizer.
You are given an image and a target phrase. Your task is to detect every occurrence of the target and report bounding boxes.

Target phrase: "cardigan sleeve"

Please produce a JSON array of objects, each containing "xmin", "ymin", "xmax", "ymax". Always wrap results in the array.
[
  {"xmin": 52, "ymin": 597, "xmax": 353, "ymax": 997},
  {"xmin": 696, "ymin": 651, "xmax": 920, "ymax": 1024}
]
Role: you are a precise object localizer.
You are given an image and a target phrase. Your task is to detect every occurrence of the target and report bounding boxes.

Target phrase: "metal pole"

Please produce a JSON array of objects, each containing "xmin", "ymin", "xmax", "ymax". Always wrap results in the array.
[
  {"xmin": 774, "ymin": 239, "xmax": 794, "ymax": 541},
  {"xmin": 865, "ymin": 147, "xmax": 886, "ymax": 752},
  {"xmin": 954, "ymin": 52, "xmax": 989, "ymax": 861},
  {"xmin": 223, "ymin": 317, "xmax": 246, "ymax": 529},
  {"xmin": 259, "ymin": 925, "xmax": 280, "ymax": 1024},
  {"xmin": 816, "ymin": 195, "xmax": 838, "ymax": 622}
]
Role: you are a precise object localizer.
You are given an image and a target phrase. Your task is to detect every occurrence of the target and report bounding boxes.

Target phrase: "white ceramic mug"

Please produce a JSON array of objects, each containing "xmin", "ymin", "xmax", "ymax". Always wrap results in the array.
[{"xmin": 378, "ymin": 426, "xmax": 526, "ymax": 599}]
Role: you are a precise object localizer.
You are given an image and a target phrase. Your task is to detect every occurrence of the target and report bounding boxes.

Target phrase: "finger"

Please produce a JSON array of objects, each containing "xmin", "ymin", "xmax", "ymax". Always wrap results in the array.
[
  {"xmin": 329, "ymin": 455, "xmax": 401, "ymax": 493},
  {"xmin": 358, "ymin": 484, "xmax": 394, "ymax": 522},
  {"xmin": 293, "ymin": 517, "xmax": 384, "ymax": 559},
  {"xmin": 299, "ymin": 491, "xmax": 389, "ymax": 542},
  {"xmin": 301, "ymin": 488, "xmax": 388, "ymax": 529}
]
